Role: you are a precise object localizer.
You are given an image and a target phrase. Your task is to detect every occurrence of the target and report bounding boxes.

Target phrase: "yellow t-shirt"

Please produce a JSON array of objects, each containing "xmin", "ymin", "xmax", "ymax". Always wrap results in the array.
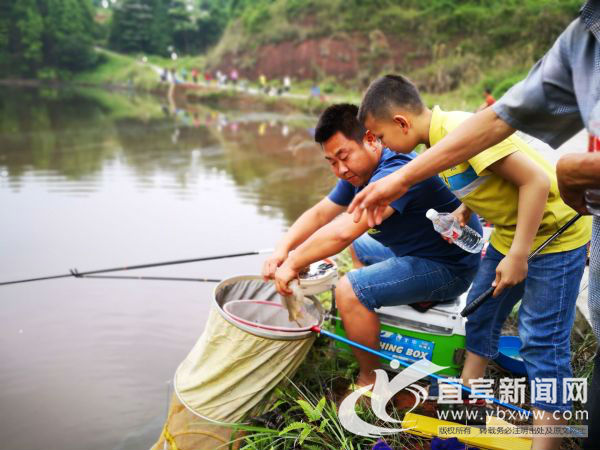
[{"xmin": 429, "ymin": 106, "xmax": 591, "ymax": 255}]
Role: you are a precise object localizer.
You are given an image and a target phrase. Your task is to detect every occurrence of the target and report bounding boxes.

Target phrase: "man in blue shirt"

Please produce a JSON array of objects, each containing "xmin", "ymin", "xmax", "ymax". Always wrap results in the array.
[{"xmin": 262, "ymin": 103, "xmax": 481, "ymax": 390}]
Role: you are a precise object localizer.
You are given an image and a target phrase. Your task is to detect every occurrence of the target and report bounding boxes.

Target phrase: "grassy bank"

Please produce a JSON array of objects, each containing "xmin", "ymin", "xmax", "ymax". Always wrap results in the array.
[
  {"xmin": 73, "ymin": 48, "xmax": 514, "ymax": 114},
  {"xmin": 74, "ymin": 48, "xmax": 163, "ymax": 91}
]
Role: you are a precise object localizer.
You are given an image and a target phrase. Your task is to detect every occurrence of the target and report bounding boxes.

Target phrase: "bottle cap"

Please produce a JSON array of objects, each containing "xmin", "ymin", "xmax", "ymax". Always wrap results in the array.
[{"xmin": 425, "ymin": 209, "xmax": 438, "ymax": 220}]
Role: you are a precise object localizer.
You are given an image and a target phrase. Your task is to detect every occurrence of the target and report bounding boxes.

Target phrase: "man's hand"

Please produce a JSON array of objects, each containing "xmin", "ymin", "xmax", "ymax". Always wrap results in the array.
[
  {"xmin": 262, "ymin": 249, "xmax": 288, "ymax": 281},
  {"xmin": 557, "ymin": 154, "xmax": 592, "ymax": 215},
  {"xmin": 347, "ymin": 170, "xmax": 409, "ymax": 226},
  {"xmin": 274, "ymin": 259, "xmax": 299, "ymax": 296},
  {"xmin": 492, "ymin": 252, "xmax": 528, "ymax": 297}
]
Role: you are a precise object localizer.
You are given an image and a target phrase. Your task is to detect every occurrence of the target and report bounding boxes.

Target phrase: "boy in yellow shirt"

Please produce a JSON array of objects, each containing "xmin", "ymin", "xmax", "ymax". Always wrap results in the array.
[{"xmin": 357, "ymin": 74, "xmax": 591, "ymax": 450}]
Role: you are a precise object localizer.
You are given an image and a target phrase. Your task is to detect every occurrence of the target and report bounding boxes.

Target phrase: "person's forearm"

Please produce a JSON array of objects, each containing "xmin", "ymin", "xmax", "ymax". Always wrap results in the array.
[
  {"xmin": 286, "ymin": 218, "xmax": 362, "ymax": 270},
  {"xmin": 276, "ymin": 206, "xmax": 335, "ymax": 254},
  {"xmin": 510, "ymin": 173, "xmax": 551, "ymax": 256},
  {"xmin": 401, "ymin": 107, "xmax": 515, "ymax": 187},
  {"xmin": 556, "ymin": 154, "xmax": 600, "ymax": 189}
]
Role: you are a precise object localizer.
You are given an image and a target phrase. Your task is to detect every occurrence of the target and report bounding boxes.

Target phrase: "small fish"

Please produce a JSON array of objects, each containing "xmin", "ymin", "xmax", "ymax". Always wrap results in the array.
[{"xmin": 281, "ymin": 280, "xmax": 306, "ymax": 325}]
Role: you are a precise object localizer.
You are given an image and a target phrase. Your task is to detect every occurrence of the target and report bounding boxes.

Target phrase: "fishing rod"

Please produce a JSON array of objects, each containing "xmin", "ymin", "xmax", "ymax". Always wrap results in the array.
[
  {"xmin": 0, "ymin": 248, "xmax": 272, "ymax": 287},
  {"xmin": 461, "ymin": 213, "xmax": 582, "ymax": 317},
  {"xmin": 79, "ymin": 275, "xmax": 222, "ymax": 283}
]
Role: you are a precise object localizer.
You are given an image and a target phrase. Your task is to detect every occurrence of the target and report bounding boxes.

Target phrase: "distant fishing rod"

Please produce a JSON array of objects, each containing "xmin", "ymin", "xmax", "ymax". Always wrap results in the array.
[{"xmin": 0, "ymin": 248, "xmax": 273, "ymax": 287}]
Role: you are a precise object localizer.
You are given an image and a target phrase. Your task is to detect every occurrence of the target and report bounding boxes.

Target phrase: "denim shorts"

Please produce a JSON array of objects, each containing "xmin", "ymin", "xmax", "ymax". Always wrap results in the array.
[
  {"xmin": 346, "ymin": 233, "xmax": 478, "ymax": 311},
  {"xmin": 465, "ymin": 243, "xmax": 587, "ymax": 412}
]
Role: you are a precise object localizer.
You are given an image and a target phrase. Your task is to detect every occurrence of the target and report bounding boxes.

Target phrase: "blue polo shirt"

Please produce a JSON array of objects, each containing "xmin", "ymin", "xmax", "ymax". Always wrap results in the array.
[{"xmin": 328, "ymin": 148, "xmax": 481, "ymax": 272}]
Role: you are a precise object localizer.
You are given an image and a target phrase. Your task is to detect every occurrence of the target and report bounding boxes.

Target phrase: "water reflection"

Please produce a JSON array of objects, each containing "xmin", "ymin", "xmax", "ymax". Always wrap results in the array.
[
  {"xmin": 0, "ymin": 86, "xmax": 337, "ymax": 450},
  {"xmin": 0, "ymin": 86, "xmax": 335, "ymax": 223}
]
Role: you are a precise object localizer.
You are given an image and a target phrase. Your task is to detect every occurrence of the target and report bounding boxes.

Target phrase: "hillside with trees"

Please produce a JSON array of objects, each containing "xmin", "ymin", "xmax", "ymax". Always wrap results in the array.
[
  {"xmin": 202, "ymin": 0, "xmax": 583, "ymax": 95},
  {"xmin": 0, "ymin": 0, "xmax": 585, "ymax": 101}
]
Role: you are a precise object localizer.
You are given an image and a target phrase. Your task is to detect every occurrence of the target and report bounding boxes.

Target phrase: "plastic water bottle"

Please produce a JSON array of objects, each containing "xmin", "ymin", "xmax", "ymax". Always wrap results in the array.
[
  {"xmin": 426, "ymin": 209, "xmax": 484, "ymax": 253},
  {"xmin": 585, "ymin": 102, "xmax": 600, "ymax": 216}
]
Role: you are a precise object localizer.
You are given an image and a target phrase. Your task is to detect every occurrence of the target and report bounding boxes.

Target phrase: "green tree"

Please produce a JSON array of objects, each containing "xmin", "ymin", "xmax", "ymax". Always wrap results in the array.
[
  {"xmin": 0, "ymin": 0, "xmax": 11, "ymax": 71},
  {"xmin": 193, "ymin": 0, "xmax": 229, "ymax": 52},
  {"xmin": 0, "ymin": 0, "xmax": 98, "ymax": 78},
  {"xmin": 107, "ymin": 0, "xmax": 231, "ymax": 56},
  {"xmin": 108, "ymin": 0, "xmax": 154, "ymax": 53},
  {"xmin": 148, "ymin": 0, "xmax": 172, "ymax": 55},
  {"xmin": 43, "ymin": 0, "xmax": 98, "ymax": 72},
  {"xmin": 11, "ymin": 0, "xmax": 44, "ymax": 75},
  {"xmin": 169, "ymin": 0, "xmax": 196, "ymax": 53}
]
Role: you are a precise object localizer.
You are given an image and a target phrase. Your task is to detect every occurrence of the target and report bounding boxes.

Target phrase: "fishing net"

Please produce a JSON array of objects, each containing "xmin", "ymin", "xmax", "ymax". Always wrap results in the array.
[
  {"xmin": 223, "ymin": 297, "xmax": 321, "ymax": 332},
  {"xmin": 151, "ymin": 276, "xmax": 323, "ymax": 450}
]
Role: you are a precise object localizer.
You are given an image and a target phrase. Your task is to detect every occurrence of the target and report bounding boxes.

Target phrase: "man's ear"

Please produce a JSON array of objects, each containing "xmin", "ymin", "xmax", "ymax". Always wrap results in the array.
[
  {"xmin": 392, "ymin": 114, "xmax": 411, "ymax": 133},
  {"xmin": 363, "ymin": 130, "xmax": 378, "ymax": 151}
]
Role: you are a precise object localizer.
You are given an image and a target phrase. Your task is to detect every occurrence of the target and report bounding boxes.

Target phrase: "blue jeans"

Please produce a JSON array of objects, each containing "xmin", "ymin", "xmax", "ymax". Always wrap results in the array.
[
  {"xmin": 465, "ymin": 244, "xmax": 587, "ymax": 412},
  {"xmin": 346, "ymin": 234, "xmax": 479, "ymax": 311}
]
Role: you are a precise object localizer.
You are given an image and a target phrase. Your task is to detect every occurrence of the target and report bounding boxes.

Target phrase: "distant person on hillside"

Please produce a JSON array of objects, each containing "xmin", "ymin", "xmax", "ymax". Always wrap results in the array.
[
  {"xmin": 283, "ymin": 75, "xmax": 291, "ymax": 93},
  {"xmin": 230, "ymin": 69, "xmax": 239, "ymax": 86},
  {"xmin": 476, "ymin": 87, "xmax": 496, "ymax": 112},
  {"xmin": 191, "ymin": 68, "xmax": 198, "ymax": 84},
  {"xmin": 259, "ymin": 74, "xmax": 268, "ymax": 93},
  {"xmin": 160, "ymin": 67, "xmax": 168, "ymax": 83},
  {"xmin": 310, "ymin": 84, "xmax": 324, "ymax": 102},
  {"xmin": 215, "ymin": 70, "xmax": 227, "ymax": 86},
  {"xmin": 180, "ymin": 68, "xmax": 188, "ymax": 82},
  {"xmin": 169, "ymin": 68, "xmax": 177, "ymax": 84}
]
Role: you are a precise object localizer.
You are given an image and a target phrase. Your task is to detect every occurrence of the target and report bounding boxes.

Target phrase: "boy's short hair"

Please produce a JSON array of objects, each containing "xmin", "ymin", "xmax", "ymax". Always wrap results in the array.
[
  {"xmin": 315, "ymin": 103, "xmax": 366, "ymax": 145},
  {"xmin": 358, "ymin": 74, "xmax": 425, "ymax": 123}
]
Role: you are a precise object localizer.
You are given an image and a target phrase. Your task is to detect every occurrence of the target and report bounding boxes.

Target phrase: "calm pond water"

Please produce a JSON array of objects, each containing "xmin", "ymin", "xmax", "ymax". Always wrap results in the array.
[{"xmin": 0, "ymin": 86, "xmax": 335, "ymax": 450}]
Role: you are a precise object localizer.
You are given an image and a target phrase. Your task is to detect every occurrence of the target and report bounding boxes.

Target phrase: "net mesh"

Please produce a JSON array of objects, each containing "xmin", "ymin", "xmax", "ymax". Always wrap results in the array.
[{"xmin": 223, "ymin": 299, "xmax": 320, "ymax": 331}]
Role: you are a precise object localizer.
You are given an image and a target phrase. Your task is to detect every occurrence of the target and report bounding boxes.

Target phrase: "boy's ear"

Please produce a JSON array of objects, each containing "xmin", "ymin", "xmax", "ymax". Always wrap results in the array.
[{"xmin": 392, "ymin": 114, "xmax": 411, "ymax": 133}]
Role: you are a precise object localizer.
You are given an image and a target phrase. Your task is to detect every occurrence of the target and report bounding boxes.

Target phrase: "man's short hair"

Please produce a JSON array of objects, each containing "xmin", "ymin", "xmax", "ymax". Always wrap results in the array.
[
  {"xmin": 315, "ymin": 103, "xmax": 366, "ymax": 145},
  {"xmin": 358, "ymin": 74, "xmax": 424, "ymax": 124}
]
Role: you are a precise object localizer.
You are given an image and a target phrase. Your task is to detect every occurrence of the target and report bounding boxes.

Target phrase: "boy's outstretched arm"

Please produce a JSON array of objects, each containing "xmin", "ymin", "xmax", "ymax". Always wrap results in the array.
[
  {"xmin": 486, "ymin": 151, "xmax": 551, "ymax": 296},
  {"xmin": 273, "ymin": 207, "xmax": 394, "ymax": 295},
  {"xmin": 348, "ymin": 107, "xmax": 515, "ymax": 226},
  {"xmin": 262, "ymin": 197, "xmax": 345, "ymax": 280}
]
